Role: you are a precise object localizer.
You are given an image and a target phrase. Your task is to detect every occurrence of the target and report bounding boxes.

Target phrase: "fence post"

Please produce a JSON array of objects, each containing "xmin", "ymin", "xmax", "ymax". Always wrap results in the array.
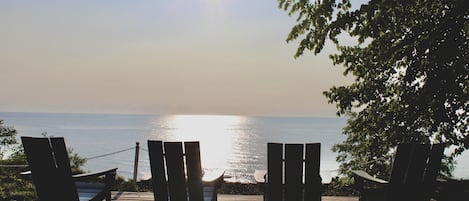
[{"xmin": 133, "ymin": 142, "xmax": 140, "ymax": 183}]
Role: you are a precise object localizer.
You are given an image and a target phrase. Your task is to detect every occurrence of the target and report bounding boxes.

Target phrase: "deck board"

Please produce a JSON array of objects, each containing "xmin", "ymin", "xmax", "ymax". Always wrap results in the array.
[{"xmin": 111, "ymin": 192, "xmax": 358, "ymax": 201}]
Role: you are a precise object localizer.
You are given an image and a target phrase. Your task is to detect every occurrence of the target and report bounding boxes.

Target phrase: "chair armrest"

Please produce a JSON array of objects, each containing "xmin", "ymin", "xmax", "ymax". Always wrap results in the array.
[
  {"xmin": 202, "ymin": 169, "xmax": 225, "ymax": 187},
  {"xmin": 352, "ymin": 170, "xmax": 388, "ymax": 193},
  {"xmin": 352, "ymin": 170, "xmax": 388, "ymax": 184},
  {"xmin": 19, "ymin": 170, "xmax": 32, "ymax": 180},
  {"xmin": 20, "ymin": 168, "xmax": 118, "ymax": 184},
  {"xmin": 254, "ymin": 170, "xmax": 267, "ymax": 184},
  {"xmin": 73, "ymin": 168, "xmax": 118, "ymax": 181}
]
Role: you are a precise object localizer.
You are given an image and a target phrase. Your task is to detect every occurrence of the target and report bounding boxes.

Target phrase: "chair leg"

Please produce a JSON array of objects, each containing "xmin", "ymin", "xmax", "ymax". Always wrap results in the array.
[
  {"xmin": 104, "ymin": 172, "xmax": 116, "ymax": 201},
  {"xmin": 106, "ymin": 191, "xmax": 111, "ymax": 201},
  {"xmin": 212, "ymin": 192, "xmax": 217, "ymax": 201}
]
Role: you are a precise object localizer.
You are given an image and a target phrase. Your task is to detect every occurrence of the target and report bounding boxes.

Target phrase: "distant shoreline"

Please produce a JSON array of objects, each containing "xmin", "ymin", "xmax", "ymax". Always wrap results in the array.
[{"xmin": 0, "ymin": 111, "xmax": 342, "ymax": 119}]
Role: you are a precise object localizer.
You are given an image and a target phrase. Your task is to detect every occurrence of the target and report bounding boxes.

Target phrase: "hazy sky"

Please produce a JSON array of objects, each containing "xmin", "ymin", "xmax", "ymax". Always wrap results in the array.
[{"xmin": 1, "ymin": 0, "xmax": 354, "ymax": 116}]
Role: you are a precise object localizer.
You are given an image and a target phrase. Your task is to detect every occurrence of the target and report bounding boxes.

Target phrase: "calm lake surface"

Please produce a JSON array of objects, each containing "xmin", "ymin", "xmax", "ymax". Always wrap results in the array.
[{"xmin": 1, "ymin": 112, "xmax": 467, "ymax": 183}]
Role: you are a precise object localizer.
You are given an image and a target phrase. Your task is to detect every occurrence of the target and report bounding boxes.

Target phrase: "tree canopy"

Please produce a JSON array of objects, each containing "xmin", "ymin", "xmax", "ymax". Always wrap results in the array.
[{"xmin": 279, "ymin": 0, "xmax": 468, "ymax": 178}]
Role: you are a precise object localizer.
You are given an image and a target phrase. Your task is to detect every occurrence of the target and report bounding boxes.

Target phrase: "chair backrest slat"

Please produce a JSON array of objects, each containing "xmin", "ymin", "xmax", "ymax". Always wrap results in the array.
[
  {"xmin": 148, "ymin": 140, "xmax": 169, "ymax": 201},
  {"xmin": 164, "ymin": 142, "xmax": 188, "ymax": 201},
  {"xmin": 304, "ymin": 143, "xmax": 321, "ymax": 201},
  {"xmin": 22, "ymin": 137, "xmax": 58, "ymax": 201},
  {"xmin": 49, "ymin": 137, "xmax": 79, "ymax": 201},
  {"xmin": 267, "ymin": 143, "xmax": 283, "ymax": 201},
  {"xmin": 185, "ymin": 142, "xmax": 204, "ymax": 201},
  {"xmin": 388, "ymin": 143, "xmax": 412, "ymax": 186},
  {"xmin": 406, "ymin": 144, "xmax": 431, "ymax": 184},
  {"xmin": 405, "ymin": 144, "xmax": 431, "ymax": 201},
  {"xmin": 423, "ymin": 144, "xmax": 445, "ymax": 200},
  {"xmin": 284, "ymin": 144, "xmax": 304, "ymax": 201},
  {"xmin": 424, "ymin": 144, "xmax": 445, "ymax": 183}
]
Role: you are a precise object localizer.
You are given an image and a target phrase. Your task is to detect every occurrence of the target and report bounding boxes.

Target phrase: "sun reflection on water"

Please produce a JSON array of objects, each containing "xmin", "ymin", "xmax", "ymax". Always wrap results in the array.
[{"xmin": 149, "ymin": 115, "xmax": 247, "ymax": 170}]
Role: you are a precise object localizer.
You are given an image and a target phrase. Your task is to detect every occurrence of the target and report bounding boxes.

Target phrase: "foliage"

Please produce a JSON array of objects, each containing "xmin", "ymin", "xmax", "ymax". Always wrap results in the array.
[
  {"xmin": 112, "ymin": 176, "xmax": 154, "ymax": 192},
  {"xmin": 279, "ymin": 0, "xmax": 468, "ymax": 179},
  {"xmin": 68, "ymin": 148, "xmax": 87, "ymax": 174},
  {"xmin": 323, "ymin": 176, "xmax": 357, "ymax": 196},
  {"xmin": 0, "ymin": 164, "xmax": 36, "ymax": 201},
  {"xmin": 0, "ymin": 120, "xmax": 36, "ymax": 200},
  {"xmin": 0, "ymin": 120, "xmax": 18, "ymax": 159}
]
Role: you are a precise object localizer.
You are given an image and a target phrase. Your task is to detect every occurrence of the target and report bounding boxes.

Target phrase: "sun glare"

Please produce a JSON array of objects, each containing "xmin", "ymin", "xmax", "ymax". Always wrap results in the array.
[{"xmin": 150, "ymin": 115, "xmax": 246, "ymax": 169}]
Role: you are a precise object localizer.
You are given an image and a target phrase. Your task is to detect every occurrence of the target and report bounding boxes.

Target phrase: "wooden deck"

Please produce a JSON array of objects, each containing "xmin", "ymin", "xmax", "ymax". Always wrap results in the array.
[{"xmin": 111, "ymin": 192, "xmax": 359, "ymax": 201}]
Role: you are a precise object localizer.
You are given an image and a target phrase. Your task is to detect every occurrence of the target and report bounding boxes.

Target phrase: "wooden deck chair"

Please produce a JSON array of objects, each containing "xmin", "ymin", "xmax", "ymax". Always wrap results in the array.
[
  {"xmin": 21, "ymin": 136, "xmax": 117, "ymax": 201},
  {"xmin": 255, "ymin": 143, "xmax": 322, "ymax": 201},
  {"xmin": 352, "ymin": 143, "xmax": 445, "ymax": 201},
  {"xmin": 147, "ymin": 140, "xmax": 224, "ymax": 201}
]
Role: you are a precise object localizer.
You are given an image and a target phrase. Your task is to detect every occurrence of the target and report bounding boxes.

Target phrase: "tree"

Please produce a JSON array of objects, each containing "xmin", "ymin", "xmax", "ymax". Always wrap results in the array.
[
  {"xmin": 0, "ymin": 120, "xmax": 18, "ymax": 159},
  {"xmin": 0, "ymin": 120, "xmax": 36, "ymax": 200},
  {"xmin": 278, "ymin": 0, "xmax": 468, "ymax": 179}
]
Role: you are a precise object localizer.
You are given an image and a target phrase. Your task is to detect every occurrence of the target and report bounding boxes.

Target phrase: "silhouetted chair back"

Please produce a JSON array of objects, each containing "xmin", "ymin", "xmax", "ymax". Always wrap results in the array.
[
  {"xmin": 353, "ymin": 143, "xmax": 445, "ymax": 201},
  {"xmin": 147, "ymin": 140, "xmax": 224, "ymax": 201},
  {"xmin": 257, "ymin": 143, "xmax": 322, "ymax": 201},
  {"xmin": 21, "ymin": 136, "xmax": 117, "ymax": 201}
]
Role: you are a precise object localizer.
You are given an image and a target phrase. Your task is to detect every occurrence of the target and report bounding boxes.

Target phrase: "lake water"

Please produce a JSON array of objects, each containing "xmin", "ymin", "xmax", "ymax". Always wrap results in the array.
[{"xmin": 1, "ymin": 112, "xmax": 467, "ymax": 183}]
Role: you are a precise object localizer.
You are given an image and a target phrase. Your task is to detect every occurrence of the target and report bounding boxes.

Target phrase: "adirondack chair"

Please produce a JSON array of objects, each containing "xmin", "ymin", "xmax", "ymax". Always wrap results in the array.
[
  {"xmin": 147, "ymin": 140, "xmax": 225, "ymax": 201},
  {"xmin": 21, "ymin": 136, "xmax": 117, "ymax": 201},
  {"xmin": 352, "ymin": 143, "xmax": 445, "ymax": 201},
  {"xmin": 255, "ymin": 143, "xmax": 322, "ymax": 201}
]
